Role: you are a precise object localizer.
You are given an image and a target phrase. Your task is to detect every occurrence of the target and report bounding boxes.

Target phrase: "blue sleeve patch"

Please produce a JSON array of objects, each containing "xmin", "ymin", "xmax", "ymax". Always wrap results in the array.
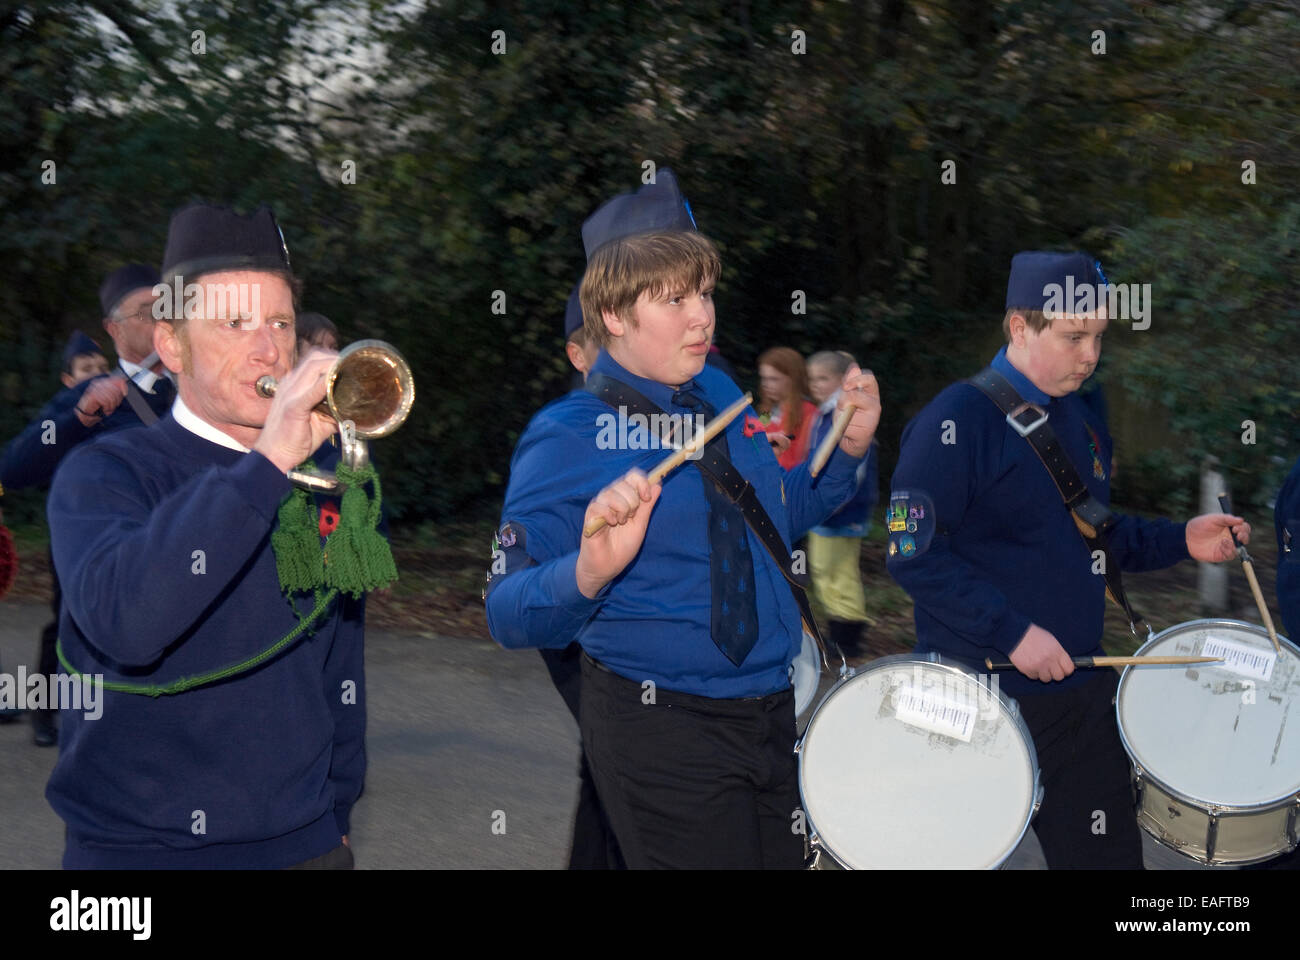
[{"xmin": 886, "ymin": 490, "xmax": 935, "ymax": 560}]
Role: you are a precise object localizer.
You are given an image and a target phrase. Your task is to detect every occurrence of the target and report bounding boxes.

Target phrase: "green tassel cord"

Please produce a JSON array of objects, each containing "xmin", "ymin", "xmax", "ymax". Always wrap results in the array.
[
  {"xmin": 272, "ymin": 460, "xmax": 397, "ymax": 602},
  {"xmin": 326, "ymin": 463, "xmax": 398, "ymax": 598},
  {"xmin": 271, "ymin": 486, "xmax": 325, "ymax": 595}
]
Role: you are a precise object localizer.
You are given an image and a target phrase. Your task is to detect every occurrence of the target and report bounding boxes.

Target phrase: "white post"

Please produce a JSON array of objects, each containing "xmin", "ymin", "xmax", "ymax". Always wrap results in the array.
[{"xmin": 1199, "ymin": 458, "xmax": 1228, "ymax": 614}]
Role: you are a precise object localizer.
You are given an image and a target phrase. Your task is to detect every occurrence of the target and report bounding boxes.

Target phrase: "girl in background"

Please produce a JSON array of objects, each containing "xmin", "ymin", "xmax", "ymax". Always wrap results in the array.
[{"xmin": 756, "ymin": 346, "xmax": 817, "ymax": 470}]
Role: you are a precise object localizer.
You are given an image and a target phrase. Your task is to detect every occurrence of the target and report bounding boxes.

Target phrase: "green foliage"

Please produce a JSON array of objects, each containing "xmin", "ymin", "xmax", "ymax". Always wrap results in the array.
[{"xmin": 1, "ymin": 0, "xmax": 1296, "ymax": 525}]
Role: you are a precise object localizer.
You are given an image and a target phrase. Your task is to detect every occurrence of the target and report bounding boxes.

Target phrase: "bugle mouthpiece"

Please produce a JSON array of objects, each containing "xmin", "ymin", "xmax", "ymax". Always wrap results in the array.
[{"xmin": 255, "ymin": 375, "xmax": 278, "ymax": 399}]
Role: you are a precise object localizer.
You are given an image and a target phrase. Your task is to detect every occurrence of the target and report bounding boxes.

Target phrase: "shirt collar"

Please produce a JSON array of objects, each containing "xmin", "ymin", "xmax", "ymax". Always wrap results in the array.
[
  {"xmin": 590, "ymin": 349, "xmax": 701, "ymax": 411},
  {"xmin": 171, "ymin": 396, "xmax": 251, "ymax": 453},
  {"xmin": 119, "ymin": 358, "xmax": 174, "ymax": 394},
  {"xmin": 817, "ymin": 389, "xmax": 840, "ymax": 415},
  {"xmin": 990, "ymin": 346, "xmax": 1052, "ymax": 406}
]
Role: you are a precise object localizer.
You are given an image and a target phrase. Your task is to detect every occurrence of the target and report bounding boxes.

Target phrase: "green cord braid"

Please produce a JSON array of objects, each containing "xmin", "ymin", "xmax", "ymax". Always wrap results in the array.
[{"xmin": 56, "ymin": 587, "xmax": 339, "ymax": 697}]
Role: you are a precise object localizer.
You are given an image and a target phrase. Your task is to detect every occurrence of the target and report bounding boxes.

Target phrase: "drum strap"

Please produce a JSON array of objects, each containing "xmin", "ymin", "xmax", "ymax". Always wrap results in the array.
[
  {"xmin": 122, "ymin": 374, "xmax": 161, "ymax": 426},
  {"xmin": 968, "ymin": 367, "xmax": 1149, "ymax": 638},
  {"xmin": 584, "ymin": 373, "xmax": 844, "ymax": 672}
]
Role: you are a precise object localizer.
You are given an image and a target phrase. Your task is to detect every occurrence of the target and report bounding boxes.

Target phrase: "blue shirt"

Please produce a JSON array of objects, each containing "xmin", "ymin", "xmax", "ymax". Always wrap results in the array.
[
  {"xmin": 485, "ymin": 350, "xmax": 863, "ymax": 698},
  {"xmin": 887, "ymin": 347, "xmax": 1189, "ymax": 696}
]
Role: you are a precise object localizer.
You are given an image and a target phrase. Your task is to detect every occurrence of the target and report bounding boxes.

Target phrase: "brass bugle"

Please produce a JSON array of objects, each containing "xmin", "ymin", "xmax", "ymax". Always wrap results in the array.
[{"xmin": 255, "ymin": 338, "xmax": 415, "ymax": 440}]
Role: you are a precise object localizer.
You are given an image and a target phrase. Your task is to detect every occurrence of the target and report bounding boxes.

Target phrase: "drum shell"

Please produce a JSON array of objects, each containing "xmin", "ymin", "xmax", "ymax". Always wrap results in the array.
[
  {"xmin": 1117, "ymin": 619, "xmax": 1300, "ymax": 866},
  {"xmin": 1135, "ymin": 772, "xmax": 1300, "ymax": 866}
]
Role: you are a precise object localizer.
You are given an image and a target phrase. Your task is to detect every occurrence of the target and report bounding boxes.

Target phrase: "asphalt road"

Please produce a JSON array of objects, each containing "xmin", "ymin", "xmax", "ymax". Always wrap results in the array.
[
  {"xmin": 1, "ymin": 599, "xmax": 1214, "ymax": 870},
  {"xmin": 0, "ymin": 600, "xmax": 580, "ymax": 870}
]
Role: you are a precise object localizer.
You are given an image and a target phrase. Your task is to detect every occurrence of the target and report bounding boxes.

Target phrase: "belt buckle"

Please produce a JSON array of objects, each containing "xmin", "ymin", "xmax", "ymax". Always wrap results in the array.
[{"xmin": 1006, "ymin": 402, "xmax": 1048, "ymax": 437}]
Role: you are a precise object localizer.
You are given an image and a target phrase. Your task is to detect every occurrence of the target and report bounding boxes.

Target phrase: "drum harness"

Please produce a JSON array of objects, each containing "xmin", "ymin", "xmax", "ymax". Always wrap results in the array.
[
  {"xmin": 585, "ymin": 373, "xmax": 849, "ymax": 677},
  {"xmin": 969, "ymin": 367, "xmax": 1153, "ymax": 643}
]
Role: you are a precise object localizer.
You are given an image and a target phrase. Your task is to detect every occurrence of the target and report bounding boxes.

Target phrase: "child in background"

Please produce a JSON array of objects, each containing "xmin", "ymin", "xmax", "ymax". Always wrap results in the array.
[
  {"xmin": 806, "ymin": 350, "xmax": 877, "ymax": 660},
  {"xmin": 296, "ymin": 312, "xmax": 339, "ymax": 354},
  {"xmin": 563, "ymin": 284, "xmax": 600, "ymax": 389},
  {"xmin": 60, "ymin": 331, "xmax": 110, "ymax": 387},
  {"xmin": 756, "ymin": 346, "xmax": 817, "ymax": 469}
]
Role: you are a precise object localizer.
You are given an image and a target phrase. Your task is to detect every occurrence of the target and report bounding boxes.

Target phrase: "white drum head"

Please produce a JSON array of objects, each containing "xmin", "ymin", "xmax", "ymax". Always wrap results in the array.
[
  {"xmin": 1117, "ymin": 620, "xmax": 1300, "ymax": 808},
  {"xmin": 799, "ymin": 657, "xmax": 1037, "ymax": 869},
  {"xmin": 791, "ymin": 631, "xmax": 821, "ymax": 719}
]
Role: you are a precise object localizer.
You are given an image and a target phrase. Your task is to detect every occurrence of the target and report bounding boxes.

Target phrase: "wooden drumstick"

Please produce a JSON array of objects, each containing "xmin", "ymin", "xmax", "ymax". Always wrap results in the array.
[
  {"xmin": 809, "ymin": 404, "xmax": 855, "ymax": 478},
  {"xmin": 582, "ymin": 393, "xmax": 753, "ymax": 538},
  {"xmin": 984, "ymin": 655, "xmax": 1222, "ymax": 671},
  {"xmin": 1217, "ymin": 493, "xmax": 1282, "ymax": 654}
]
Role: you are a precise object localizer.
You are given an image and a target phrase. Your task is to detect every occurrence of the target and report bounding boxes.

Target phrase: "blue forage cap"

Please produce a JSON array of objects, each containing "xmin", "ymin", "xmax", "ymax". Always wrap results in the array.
[
  {"xmin": 581, "ymin": 169, "xmax": 698, "ymax": 259},
  {"xmin": 563, "ymin": 283, "xmax": 584, "ymax": 340},
  {"xmin": 161, "ymin": 202, "xmax": 291, "ymax": 285},
  {"xmin": 1006, "ymin": 251, "xmax": 1108, "ymax": 311},
  {"xmin": 61, "ymin": 330, "xmax": 103, "ymax": 370},
  {"xmin": 98, "ymin": 264, "xmax": 161, "ymax": 316}
]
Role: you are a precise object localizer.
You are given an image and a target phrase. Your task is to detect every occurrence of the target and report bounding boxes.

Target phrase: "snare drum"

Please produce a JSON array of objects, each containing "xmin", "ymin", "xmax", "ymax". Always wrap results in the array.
[
  {"xmin": 797, "ymin": 654, "xmax": 1042, "ymax": 869},
  {"xmin": 1116, "ymin": 619, "xmax": 1300, "ymax": 866}
]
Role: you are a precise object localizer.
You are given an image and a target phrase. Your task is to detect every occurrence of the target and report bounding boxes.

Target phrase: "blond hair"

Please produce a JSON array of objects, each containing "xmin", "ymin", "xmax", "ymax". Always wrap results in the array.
[{"xmin": 579, "ymin": 232, "xmax": 721, "ymax": 347}]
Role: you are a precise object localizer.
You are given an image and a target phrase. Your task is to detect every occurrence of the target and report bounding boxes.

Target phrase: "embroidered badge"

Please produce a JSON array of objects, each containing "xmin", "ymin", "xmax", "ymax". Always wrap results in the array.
[
  {"xmin": 888, "ymin": 490, "xmax": 936, "ymax": 561},
  {"xmin": 887, "ymin": 499, "xmax": 907, "ymax": 533}
]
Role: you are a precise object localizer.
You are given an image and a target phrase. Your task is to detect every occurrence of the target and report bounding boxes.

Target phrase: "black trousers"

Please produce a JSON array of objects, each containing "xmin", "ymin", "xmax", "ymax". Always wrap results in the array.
[
  {"xmin": 1016, "ymin": 669, "xmax": 1144, "ymax": 869},
  {"xmin": 579, "ymin": 654, "xmax": 803, "ymax": 869},
  {"xmin": 537, "ymin": 644, "xmax": 624, "ymax": 870}
]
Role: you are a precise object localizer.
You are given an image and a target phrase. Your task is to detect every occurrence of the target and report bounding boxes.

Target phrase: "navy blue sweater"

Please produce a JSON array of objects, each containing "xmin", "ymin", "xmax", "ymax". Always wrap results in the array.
[
  {"xmin": 887, "ymin": 349, "xmax": 1189, "ymax": 697},
  {"xmin": 45, "ymin": 414, "xmax": 366, "ymax": 868}
]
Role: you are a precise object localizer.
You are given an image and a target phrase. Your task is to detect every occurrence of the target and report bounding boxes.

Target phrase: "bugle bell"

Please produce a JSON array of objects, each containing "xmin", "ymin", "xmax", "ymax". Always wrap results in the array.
[{"xmin": 255, "ymin": 338, "xmax": 415, "ymax": 491}]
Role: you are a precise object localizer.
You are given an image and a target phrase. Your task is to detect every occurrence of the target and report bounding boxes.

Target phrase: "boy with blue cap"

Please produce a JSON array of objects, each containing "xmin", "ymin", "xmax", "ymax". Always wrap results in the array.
[
  {"xmin": 59, "ymin": 331, "xmax": 110, "ymax": 387},
  {"xmin": 486, "ymin": 171, "xmax": 882, "ymax": 868},
  {"xmin": 887, "ymin": 250, "xmax": 1248, "ymax": 868}
]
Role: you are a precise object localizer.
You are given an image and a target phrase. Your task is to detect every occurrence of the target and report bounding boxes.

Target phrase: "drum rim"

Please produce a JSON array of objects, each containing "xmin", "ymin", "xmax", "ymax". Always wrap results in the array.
[
  {"xmin": 798, "ymin": 652, "xmax": 1041, "ymax": 869},
  {"xmin": 1116, "ymin": 618, "xmax": 1300, "ymax": 811}
]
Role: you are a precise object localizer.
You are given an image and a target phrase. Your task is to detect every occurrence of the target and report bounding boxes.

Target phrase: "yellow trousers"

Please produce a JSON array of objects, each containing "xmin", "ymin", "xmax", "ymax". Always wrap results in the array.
[{"xmin": 807, "ymin": 532, "xmax": 868, "ymax": 622}]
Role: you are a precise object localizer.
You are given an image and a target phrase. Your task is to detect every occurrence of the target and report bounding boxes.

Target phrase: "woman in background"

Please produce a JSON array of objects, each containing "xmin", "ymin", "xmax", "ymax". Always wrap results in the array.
[{"xmin": 756, "ymin": 346, "xmax": 817, "ymax": 470}]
